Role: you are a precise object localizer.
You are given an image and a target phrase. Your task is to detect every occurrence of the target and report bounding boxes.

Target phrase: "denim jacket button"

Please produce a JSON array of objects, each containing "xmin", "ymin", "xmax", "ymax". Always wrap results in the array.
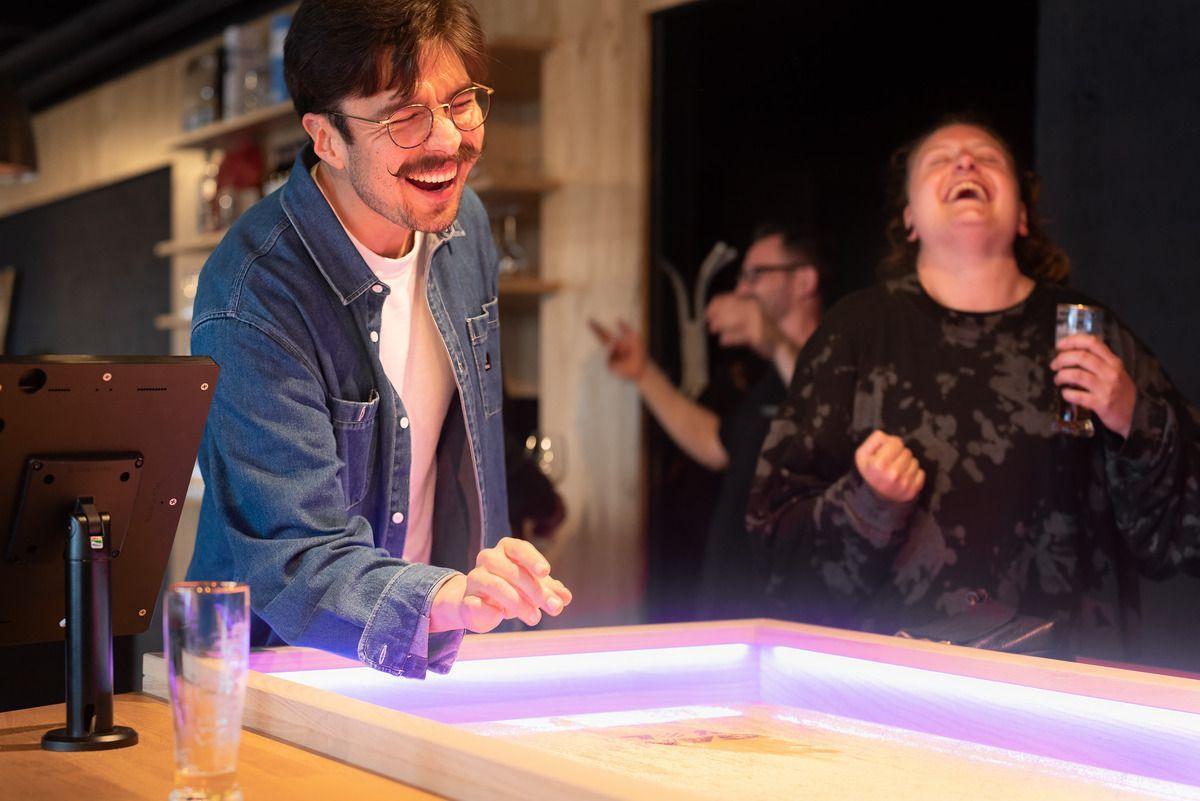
[
  {"xmin": 369, "ymin": 330, "xmax": 379, "ymax": 343},
  {"xmin": 400, "ymin": 416, "xmax": 410, "ymax": 429},
  {"xmin": 372, "ymin": 284, "xmax": 384, "ymax": 293},
  {"xmin": 392, "ymin": 512, "xmax": 404, "ymax": 525}
]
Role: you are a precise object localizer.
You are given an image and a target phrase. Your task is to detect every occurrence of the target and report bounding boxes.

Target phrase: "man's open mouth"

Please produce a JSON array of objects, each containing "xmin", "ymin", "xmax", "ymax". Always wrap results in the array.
[{"xmin": 405, "ymin": 163, "xmax": 459, "ymax": 193}]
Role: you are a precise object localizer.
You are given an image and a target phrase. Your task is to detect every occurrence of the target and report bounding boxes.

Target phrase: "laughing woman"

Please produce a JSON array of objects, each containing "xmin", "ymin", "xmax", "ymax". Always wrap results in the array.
[{"xmin": 745, "ymin": 116, "xmax": 1200, "ymax": 659}]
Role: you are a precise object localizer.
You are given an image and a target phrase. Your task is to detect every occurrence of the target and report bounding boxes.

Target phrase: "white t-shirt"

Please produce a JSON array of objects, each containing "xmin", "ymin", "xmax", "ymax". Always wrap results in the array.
[{"xmin": 313, "ymin": 165, "xmax": 456, "ymax": 565}]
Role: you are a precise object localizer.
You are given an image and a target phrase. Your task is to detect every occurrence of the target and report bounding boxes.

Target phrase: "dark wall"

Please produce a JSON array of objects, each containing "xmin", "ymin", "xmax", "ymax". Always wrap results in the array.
[
  {"xmin": 0, "ymin": 168, "xmax": 170, "ymax": 711},
  {"xmin": 1036, "ymin": 1, "xmax": 1200, "ymax": 670},
  {"xmin": 1, "ymin": 168, "xmax": 171, "ymax": 356}
]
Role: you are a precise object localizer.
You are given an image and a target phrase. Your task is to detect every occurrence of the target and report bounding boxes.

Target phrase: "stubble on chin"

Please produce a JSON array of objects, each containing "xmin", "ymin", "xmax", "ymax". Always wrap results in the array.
[{"xmin": 349, "ymin": 156, "xmax": 478, "ymax": 235}]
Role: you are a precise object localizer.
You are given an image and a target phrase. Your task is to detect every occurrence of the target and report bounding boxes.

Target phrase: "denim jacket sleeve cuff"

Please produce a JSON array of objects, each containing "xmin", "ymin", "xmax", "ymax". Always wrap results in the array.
[
  {"xmin": 426, "ymin": 574, "xmax": 465, "ymax": 675},
  {"xmin": 358, "ymin": 563, "xmax": 463, "ymax": 679}
]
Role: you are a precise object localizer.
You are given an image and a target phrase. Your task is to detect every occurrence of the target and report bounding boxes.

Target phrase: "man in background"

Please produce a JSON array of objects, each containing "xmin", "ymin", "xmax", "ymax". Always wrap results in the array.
[{"xmin": 592, "ymin": 223, "xmax": 829, "ymax": 617}]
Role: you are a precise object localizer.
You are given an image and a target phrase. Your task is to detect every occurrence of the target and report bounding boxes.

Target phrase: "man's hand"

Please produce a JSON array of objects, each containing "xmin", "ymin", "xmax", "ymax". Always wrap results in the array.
[
  {"xmin": 854, "ymin": 430, "xmax": 925, "ymax": 503},
  {"xmin": 1051, "ymin": 333, "xmax": 1137, "ymax": 439},
  {"xmin": 704, "ymin": 293, "xmax": 782, "ymax": 360},
  {"xmin": 430, "ymin": 537, "xmax": 573, "ymax": 633},
  {"xmin": 589, "ymin": 319, "xmax": 648, "ymax": 382}
]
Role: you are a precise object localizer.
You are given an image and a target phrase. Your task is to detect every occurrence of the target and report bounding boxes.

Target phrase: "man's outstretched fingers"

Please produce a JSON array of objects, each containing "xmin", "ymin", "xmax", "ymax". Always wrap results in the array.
[
  {"xmin": 469, "ymin": 568, "xmax": 539, "ymax": 626},
  {"xmin": 499, "ymin": 537, "xmax": 552, "ymax": 577}
]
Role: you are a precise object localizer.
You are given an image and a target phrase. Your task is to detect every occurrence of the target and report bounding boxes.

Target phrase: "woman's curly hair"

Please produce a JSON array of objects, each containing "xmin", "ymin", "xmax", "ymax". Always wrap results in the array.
[{"xmin": 879, "ymin": 114, "xmax": 1070, "ymax": 283}]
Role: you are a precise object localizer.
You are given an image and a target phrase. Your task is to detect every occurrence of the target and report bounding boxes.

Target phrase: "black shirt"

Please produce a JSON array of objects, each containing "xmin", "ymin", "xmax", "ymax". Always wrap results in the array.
[
  {"xmin": 697, "ymin": 370, "xmax": 785, "ymax": 619},
  {"xmin": 746, "ymin": 273, "xmax": 1200, "ymax": 658}
]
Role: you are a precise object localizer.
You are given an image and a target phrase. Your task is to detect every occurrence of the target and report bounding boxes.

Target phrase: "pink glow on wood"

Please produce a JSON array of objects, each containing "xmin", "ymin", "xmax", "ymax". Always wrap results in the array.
[{"xmin": 244, "ymin": 621, "xmax": 1200, "ymax": 791}]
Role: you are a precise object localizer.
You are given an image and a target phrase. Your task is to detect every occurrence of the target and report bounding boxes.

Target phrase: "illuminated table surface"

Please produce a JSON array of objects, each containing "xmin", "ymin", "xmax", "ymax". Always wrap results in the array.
[{"xmin": 143, "ymin": 619, "xmax": 1200, "ymax": 800}]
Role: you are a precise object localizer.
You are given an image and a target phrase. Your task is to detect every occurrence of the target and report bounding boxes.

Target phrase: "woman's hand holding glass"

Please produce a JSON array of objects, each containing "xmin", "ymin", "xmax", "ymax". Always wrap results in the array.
[{"xmin": 1051, "ymin": 334, "xmax": 1137, "ymax": 439}]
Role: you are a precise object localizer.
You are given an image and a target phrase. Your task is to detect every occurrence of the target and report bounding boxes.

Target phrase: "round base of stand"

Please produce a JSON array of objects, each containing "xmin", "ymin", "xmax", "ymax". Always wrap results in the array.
[{"xmin": 42, "ymin": 724, "xmax": 138, "ymax": 751}]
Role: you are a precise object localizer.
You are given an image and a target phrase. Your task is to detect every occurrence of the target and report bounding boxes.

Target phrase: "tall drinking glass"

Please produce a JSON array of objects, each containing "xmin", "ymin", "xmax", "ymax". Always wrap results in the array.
[
  {"xmin": 165, "ymin": 581, "xmax": 250, "ymax": 801},
  {"xmin": 1052, "ymin": 303, "xmax": 1104, "ymax": 438}
]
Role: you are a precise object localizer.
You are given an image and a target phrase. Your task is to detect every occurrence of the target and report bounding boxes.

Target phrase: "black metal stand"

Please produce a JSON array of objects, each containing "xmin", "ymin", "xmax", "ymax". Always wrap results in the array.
[{"xmin": 41, "ymin": 498, "xmax": 138, "ymax": 751}]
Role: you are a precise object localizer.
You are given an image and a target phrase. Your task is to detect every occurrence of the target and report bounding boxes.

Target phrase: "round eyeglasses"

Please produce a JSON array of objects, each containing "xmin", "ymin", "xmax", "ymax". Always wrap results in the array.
[
  {"xmin": 324, "ymin": 84, "xmax": 494, "ymax": 149},
  {"xmin": 737, "ymin": 261, "xmax": 812, "ymax": 284}
]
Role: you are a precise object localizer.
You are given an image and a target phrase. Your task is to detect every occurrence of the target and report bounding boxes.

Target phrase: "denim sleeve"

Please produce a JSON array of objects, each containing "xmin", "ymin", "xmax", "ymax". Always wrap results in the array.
[{"xmin": 193, "ymin": 315, "xmax": 462, "ymax": 678}]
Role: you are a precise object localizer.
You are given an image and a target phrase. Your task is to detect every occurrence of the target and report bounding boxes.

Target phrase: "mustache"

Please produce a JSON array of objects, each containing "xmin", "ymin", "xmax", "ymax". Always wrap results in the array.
[{"xmin": 388, "ymin": 142, "xmax": 483, "ymax": 179}]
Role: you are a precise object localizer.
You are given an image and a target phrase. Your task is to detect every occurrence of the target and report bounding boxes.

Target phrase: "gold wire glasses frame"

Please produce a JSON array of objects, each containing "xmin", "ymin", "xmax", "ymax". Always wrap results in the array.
[
  {"xmin": 737, "ymin": 261, "xmax": 812, "ymax": 283},
  {"xmin": 324, "ymin": 84, "xmax": 494, "ymax": 149}
]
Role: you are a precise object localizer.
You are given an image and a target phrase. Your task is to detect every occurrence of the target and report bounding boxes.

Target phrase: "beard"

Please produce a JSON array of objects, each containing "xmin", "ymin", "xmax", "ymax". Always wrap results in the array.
[{"xmin": 345, "ymin": 140, "xmax": 483, "ymax": 234}]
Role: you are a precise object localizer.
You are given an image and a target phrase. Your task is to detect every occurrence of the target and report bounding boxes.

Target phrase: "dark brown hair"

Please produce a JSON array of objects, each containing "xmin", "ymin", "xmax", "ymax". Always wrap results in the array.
[
  {"xmin": 751, "ymin": 221, "xmax": 835, "ymax": 303},
  {"xmin": 284, "ymin": 0, "xmax": 489, "ymax": 143},
  {"xmin": 880, "ymin": 114, "xmax": 1069, "ymax": 283}
]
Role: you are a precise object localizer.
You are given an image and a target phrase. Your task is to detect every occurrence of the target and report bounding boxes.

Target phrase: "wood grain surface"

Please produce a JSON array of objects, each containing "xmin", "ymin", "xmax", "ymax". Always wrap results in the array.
[{"xmin": 0, "ymin": 693, "xmax": 442, "ymax": 801}]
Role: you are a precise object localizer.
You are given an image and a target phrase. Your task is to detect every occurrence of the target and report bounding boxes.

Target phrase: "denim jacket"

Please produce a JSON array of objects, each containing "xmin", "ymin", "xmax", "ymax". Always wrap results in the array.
[{"xmin": 186, "ymin": 145, "xmax": 509, "ymax": 678}]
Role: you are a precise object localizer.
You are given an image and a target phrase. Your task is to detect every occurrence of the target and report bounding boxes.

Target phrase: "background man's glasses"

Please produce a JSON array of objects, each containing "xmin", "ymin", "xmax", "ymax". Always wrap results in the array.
[
  {"xmin": 737, "ymin": 262, "xmax": 811, "ymax": 284},
  {"xmin": 325, "ymin": 84, "xmax": 494, "ymax": 149}
]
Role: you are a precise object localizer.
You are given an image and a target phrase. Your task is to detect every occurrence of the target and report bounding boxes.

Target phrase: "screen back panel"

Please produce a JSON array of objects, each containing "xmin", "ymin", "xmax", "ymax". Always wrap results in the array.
[{"xmin": 0, "ymin": 356, "xmax": 218, "ymax": 645}]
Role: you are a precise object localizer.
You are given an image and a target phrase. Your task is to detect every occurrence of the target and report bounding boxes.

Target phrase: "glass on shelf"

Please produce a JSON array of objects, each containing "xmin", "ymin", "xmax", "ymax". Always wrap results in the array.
[
  {"xmin": 197, "ymin": 156, "xmax": 222, "ymax": 233},
  {"xmin": 262, "ymin": 136, "xmax": 307, "ymax": 198},
  {"xmin": 182, "ymin": 50, "xmax": 220, "ymax": 132},
  {"xmin": 495, "ymin": 207, "xmax": 529, "ymax": 276},
  {"xmin": 267, "ymin": 14, "xmax": 292, "ymax": 105},
  {"xmin": 213, "ymin": 140, "xmax": 264, "ymax": 231},
  {"xmin": 222, "ymin": 24, "xmax": 268, "ymax": 120}
]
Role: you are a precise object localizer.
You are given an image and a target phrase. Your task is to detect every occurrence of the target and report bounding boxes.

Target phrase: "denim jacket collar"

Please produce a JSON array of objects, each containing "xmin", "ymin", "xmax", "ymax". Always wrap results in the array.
[{"xmin": 280, "ymin": 145, "xmax": 467, "ymax": 306}]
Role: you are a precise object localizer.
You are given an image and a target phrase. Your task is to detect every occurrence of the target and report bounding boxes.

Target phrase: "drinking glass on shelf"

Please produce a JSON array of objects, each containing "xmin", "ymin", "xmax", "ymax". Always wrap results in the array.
[
  {"xmin": 496, "ymin": 209, "xmax": 529, "ymax": 276},
  {"xmin": 165, "ymin": 581, "xmax": 250, "ymax": 801},
  {"xmin": 1052, "ymin": 303, "xmax": 1104, "ymax": 438}
]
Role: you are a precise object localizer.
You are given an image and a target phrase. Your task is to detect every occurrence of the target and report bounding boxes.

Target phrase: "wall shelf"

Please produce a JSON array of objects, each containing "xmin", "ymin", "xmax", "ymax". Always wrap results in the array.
[
  {"xmin": 498, "ymin": 275, "xmax": 560, "ymax": 296},
  {"xmin": 164, "ymin": 101, "xmax": 296, "ymax": 152}
]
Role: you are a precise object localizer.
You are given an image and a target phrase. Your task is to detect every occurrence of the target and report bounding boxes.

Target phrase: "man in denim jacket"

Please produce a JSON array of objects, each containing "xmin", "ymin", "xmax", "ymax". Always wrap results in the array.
[{"xmin": 187, "ymin": 0, "xmax": 571, "ymax": 678}]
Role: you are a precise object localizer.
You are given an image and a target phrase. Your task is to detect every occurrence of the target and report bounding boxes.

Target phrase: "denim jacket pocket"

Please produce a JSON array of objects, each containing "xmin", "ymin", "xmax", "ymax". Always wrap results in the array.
[
  {"xmin": 465, "ymin": 298, "xmax": 502, "ymax": 418},
  {"xmin": 329, "ymin": 389, "xmax": 380, "ymax": 509}
]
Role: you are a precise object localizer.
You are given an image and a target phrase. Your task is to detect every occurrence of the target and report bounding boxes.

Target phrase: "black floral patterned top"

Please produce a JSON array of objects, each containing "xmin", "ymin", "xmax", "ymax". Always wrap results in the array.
[{"xmin": 745, "ymin": 273, "xmax": 1200, "ymax": 658}]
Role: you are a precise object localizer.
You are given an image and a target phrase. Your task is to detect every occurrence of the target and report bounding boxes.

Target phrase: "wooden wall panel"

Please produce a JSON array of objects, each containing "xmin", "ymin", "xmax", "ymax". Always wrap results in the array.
[
  {"xmin": 476, "ymin": 0, "xmax": 558, "ymax": 41},
  {"xmin": 539, "ymin": 0, "xmax": 649, "ymax": 626}
]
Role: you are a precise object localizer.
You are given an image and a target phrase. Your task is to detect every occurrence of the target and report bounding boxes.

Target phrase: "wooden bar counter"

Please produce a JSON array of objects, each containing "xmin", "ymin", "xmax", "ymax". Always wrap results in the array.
[{"xmin": 0, "ymin": 693, "xmax": 440, "ymax": 800}]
